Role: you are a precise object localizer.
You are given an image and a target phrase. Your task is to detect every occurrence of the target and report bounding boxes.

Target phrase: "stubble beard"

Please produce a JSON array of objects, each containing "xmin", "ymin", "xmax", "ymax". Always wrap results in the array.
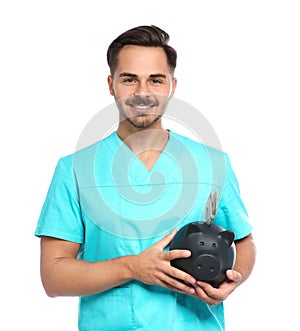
[
  {"xmin": 116, "ymin": 94, "xmax": 169, "ymax": 129},
  {"xmin": 125, "ymin": 113, "xmax": 162, "ymax": 129}
]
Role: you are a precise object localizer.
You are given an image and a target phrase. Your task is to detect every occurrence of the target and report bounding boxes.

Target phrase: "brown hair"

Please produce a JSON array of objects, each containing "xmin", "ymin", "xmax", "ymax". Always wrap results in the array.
[{"xmin": 107, "ymin": 25, "xmax": 177, "ymax": 76}]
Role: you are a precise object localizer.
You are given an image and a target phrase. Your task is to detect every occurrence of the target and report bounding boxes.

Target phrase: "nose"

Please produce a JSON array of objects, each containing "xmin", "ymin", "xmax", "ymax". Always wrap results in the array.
[{"xmin": 134, "ymin": 81, "xmax": 151, "ymax": 96}]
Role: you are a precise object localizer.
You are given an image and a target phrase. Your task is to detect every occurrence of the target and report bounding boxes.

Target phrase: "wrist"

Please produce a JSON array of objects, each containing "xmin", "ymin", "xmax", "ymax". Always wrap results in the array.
[{"xmin": 119, "ymin": 255, "xmax": 136, "ymax": 282}]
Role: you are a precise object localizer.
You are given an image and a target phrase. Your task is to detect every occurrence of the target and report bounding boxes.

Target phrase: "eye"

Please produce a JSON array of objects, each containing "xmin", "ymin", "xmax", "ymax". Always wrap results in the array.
[
  {"xmin": 150, "ymin": 78, "xmax": 163, "ymax": 85},
  {"xmin": 122, "ymin": 78, "xmax": 137, "ymax": 85},
  {"xmin": 212, "ymin": 242, "xmax": 217, "ymax": 247},
  {"xmin": 199, "ymin": 241, "xmax": 204, "ymax": 246}
]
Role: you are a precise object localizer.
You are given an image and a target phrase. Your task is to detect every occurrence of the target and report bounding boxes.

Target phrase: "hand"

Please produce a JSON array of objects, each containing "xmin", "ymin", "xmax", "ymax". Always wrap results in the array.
[
  {"xmin": 130, "ymin": 229, "xmax": 197, "ymax": 295},
  {"xmin": 193, "ymin": 270, "xmax": 243, "ymax": 305}
]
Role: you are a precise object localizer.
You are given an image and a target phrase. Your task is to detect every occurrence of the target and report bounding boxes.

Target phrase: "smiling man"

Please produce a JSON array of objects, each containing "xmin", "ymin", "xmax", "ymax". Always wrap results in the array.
[
  {"xmin": 108, "ymin": 44, "xmax": 177, "ymax": 170},
  {"xmin": 108, "ymin": 45, "xmax": 176, "ymax": 132},
  {"xmin": 35, "ymin": 25, "xmax": 256, "ymax": 331}
]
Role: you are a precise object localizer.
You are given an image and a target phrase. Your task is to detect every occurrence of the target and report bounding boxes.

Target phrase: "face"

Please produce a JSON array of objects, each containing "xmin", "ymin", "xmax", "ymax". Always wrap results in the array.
[{"xmin": 108, "ymin": 45, "xmax": 177, "ymax": 129}]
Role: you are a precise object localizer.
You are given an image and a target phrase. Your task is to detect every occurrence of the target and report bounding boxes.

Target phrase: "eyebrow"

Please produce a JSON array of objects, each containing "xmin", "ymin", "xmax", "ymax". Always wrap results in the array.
[{"xmin": 119, "ymin": 72, "xmax": 167, "ymax": 79}]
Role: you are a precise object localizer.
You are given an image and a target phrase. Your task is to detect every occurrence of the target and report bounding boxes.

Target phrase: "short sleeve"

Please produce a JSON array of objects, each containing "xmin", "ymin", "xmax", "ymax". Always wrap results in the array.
[
  {"xmin": 215, "ymin": 154, "xmax": 253, "ymax": 240},
  {"xmin": 35, "ymin": 156, "xmax": 84, "ymax": 243}
]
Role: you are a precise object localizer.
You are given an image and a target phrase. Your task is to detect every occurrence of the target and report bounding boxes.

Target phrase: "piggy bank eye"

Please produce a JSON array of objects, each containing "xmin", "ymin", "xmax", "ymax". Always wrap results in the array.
[
  {"xmin": 212, "ymin": 242, "xmax": 217, "ymax": 247},
  {"xmin": 199, "ymin": 241, "xmax": 205, "ymax": 246}
]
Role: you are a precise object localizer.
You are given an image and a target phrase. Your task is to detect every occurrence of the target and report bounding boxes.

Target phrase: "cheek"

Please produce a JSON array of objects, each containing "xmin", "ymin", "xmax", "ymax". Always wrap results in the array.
[
  {"xmin": 113, "ymin": 85, "xmax": 135, "ymax": 99},
  {"xmin": 158, "ymin": 82, "xmax": 174, "ymax": 98}
]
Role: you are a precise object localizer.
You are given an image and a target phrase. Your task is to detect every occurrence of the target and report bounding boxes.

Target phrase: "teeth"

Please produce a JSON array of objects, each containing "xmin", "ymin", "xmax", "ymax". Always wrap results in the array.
[{"xmin": 134, "ymin": 105, "xmax": 151, "ymax": 109}]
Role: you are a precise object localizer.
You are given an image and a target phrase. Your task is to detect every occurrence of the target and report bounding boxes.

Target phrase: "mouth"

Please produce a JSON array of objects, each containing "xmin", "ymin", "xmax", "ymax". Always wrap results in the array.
[
  {"xmin": 124, "ymin": 95, "xmax": 159, "ymax": 114},
  {"xmin": 129, "ymin": 103, "xmax": 156, "ymax": 114}
]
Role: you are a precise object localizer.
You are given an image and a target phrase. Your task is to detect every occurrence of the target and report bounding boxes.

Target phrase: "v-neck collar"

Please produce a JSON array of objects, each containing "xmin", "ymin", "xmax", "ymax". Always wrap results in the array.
[{"xmin": 107, "ymin": 130, "xmax": 182, "ymax": 185}]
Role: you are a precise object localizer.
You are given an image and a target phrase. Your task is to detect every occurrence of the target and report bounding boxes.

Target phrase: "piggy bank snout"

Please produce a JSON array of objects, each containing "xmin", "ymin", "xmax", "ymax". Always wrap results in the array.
[{"xmin": 192, "ymin": 254, "xmax": 221, "ymax": 280}]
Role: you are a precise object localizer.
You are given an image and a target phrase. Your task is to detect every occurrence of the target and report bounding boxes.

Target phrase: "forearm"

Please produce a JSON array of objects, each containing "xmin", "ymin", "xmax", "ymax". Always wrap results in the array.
[
  {"xmin": 42, "ymin": 255, "xmax": 135, "ymax": 297},
  {"xmin": 40, "ymin": 230, "xmax": 197, "ymax": 298},
  {"xmin": 233, "ymin": 233, "xmax": 256, "ymax": 283}
]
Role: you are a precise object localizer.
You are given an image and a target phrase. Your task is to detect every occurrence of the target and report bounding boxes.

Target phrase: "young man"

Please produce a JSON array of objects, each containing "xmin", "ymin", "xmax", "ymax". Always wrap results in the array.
[{"xmin": 36, "ymin": 25, "xmax": 256, "ymax": 330}]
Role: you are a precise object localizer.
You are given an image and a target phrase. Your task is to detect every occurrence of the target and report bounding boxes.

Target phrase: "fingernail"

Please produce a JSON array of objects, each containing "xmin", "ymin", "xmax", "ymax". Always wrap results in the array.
[
  {"xmin": 184, "ymin": 251, "xmax": 191, "ymax": 257},
  {"xmin": 189, "ymin": 278, "xmax": 196, "ymax": 285},
  {"xmin": 189, "ymin": 288, "xmax": 195, "ymax": 294}
]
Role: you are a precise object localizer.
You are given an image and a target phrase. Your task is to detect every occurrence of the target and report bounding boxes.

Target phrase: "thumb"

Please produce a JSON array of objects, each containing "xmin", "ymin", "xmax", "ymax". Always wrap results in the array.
[
  {"xmin": 153, "ymin": 228, "xmax": 178, "ymax": 250},
  {"xmin": 226, "ymin": 269, "xmax": 242, "ymax": 284}
]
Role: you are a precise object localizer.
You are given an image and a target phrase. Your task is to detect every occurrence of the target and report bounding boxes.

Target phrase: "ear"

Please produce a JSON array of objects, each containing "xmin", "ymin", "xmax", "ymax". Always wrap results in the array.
[
  {"xmin": 107, "ymin": 75, "xmax": 115, "ymax": 96},
  {"xmin": 219, "ymin": 230, "xmax": 235, "ymax": 246},
  {"xmin": 185, "ymin": 222, "xmax": 200, "ymax": 237},
  {"xmin": 170, "ymin": 77, "xmax": 177, "ymax": 97}
]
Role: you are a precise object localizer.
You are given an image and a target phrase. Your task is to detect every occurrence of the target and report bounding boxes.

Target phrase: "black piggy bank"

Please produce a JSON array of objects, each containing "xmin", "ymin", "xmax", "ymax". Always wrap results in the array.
[{"xmin": 170, "ymin": 222, "xmax": 236, "ymax": 288}]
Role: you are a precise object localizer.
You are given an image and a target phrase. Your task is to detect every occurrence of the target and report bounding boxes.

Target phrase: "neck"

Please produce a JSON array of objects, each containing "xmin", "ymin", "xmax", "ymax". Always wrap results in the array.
[
  {"xmin": 117, "ymin": 119, "xmax": 169, "ymax": 153},
  {"xmin": 117, "ymin": 119, "xmax": 169, "ymax": 170}
]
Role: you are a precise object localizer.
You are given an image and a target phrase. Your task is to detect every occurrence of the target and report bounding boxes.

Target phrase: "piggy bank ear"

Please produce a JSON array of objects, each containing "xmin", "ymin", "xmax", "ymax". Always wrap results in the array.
[
  {"xmin": 219, "ymin": 230, "xmax": 235, "ymax": 246},
  {"xmin": 185, "ymin": 223, "xmax": 200, "ymax": 237}
]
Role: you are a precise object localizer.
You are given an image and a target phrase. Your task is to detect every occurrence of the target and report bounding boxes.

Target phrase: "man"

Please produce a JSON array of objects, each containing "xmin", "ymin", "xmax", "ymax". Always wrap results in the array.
[{"xmin": 36, "ymin": 25, "xmax": 256, "ymax": 330}]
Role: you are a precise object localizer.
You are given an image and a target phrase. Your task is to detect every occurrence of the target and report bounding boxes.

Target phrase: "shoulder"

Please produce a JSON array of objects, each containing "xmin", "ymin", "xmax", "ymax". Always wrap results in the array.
[
  {"xmin": 58, "ymin": 132, "xmax": 116, "ymax": 167},
  {"xmin": 170, "ymin": 130, "xmax": 228, "ymax": 161}
]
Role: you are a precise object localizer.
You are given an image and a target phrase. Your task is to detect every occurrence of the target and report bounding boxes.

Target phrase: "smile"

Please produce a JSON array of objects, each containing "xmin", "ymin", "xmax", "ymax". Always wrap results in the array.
[{"xmin": 129, "ymin": 104, "xmax": 156, "ymax": 113}]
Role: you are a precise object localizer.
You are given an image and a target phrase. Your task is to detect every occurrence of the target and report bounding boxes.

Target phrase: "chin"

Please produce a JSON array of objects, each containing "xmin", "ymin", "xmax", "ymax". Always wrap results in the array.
[{"xmin": 127, "ymin": 114, "xmax": 162, "ymax": 129}]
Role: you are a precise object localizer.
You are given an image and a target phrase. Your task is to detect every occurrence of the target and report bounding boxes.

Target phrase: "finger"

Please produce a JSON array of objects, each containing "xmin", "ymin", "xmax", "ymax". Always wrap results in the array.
[
  {"xmin": 163, "ymin": 249, "xmax": 191, "ymax": 261},
  {"xmin": 158, "ymin": 250, "xmax": 196, "ymax": 285},
  {"xmin": 226, "ymin": 270, "xmax": 242, "ymax": 284},
  {"xmin": 168, "ymin": 265, "xmax": 197, "ymax": 286},
  {"xmin": 196, "ymin": 280, "xmax": 232, "ymax": 303},
  {"xmin": 194, "ymin": 285, "xmax": 222, "ymax": 306},
  {"xmin": 158, "ymin": 273, "xmax": 196, "ymax": 295},
  {"xmin": 157, "ymin": 279, "xmax": 193, "ymax": 294},
  {"xmin": 153, "ymin": 228, "xmax": 178, "ymax": 250},
  {"xmin": 196, "ymin": 281, "xmax": 222, "ymax": 299}
]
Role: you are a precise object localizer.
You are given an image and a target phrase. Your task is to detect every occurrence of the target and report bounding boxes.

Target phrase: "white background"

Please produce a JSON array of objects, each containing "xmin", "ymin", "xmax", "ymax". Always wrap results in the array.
[{"xmin": 1, "ymin": 0, "xmax": 299, "ymax": 330}]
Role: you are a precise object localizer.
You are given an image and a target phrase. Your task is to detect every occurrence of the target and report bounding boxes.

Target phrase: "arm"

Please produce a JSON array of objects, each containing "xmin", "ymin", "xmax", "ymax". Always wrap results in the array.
[
  {"xmin": 194, "ymin": 233, "xmax": 256, "ymax": 305},
  {"xmin": 231, "ymin": 233, "xmax": 256, "ymax": 283},
  {"xmin": 40, "ymin": 229, "xmax": 197, "ymax": 298}
]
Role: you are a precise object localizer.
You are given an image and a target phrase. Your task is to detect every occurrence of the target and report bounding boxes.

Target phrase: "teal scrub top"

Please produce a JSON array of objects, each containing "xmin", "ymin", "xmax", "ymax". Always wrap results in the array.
[{"xmin": 35, "ymin": 131, "xmax": 252, "ymax": 331}]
